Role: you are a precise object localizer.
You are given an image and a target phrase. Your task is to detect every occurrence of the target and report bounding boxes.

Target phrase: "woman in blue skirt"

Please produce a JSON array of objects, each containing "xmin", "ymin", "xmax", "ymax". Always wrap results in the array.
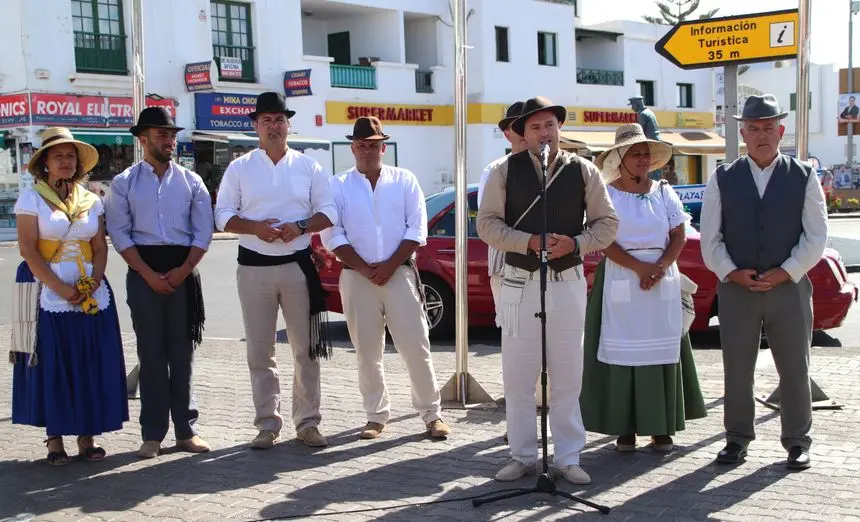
[{"xmin": 10, "ymin": 127, "xmax": 128, "ymax": 465}]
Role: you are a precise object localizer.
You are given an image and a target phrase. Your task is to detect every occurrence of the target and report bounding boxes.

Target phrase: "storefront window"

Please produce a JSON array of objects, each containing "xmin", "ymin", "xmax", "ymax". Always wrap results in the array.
[
  {"xmin": 89, "ymin": 143, "xmax": 135, "ymax": 182},
  {"xmin": 0, "ymin": 139, "xmax": 21, "ymax": 229}
]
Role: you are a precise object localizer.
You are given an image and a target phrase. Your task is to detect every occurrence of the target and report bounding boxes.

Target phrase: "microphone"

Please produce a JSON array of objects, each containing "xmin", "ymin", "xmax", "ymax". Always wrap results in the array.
[{"xmin": 540, "ymin": 143, "xmax": 550, "ymax": 170}]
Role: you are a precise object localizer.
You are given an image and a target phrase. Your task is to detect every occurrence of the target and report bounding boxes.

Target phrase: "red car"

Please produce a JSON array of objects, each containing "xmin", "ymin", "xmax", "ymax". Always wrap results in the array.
[{"xmin": 311, "ymin": 185, "xmax": 858, "ymax": 337}]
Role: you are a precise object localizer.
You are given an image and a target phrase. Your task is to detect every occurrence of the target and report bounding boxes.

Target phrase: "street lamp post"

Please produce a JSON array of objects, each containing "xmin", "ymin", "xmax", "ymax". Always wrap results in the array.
[{"xmin": 848, "ymin": 1, "xmax": 860, "ymax": 164}]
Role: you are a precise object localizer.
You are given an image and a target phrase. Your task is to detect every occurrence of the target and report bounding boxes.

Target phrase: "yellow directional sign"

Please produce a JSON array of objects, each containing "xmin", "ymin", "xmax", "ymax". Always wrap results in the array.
[{"xmin": 655, "ymin": 9, "xmax": 799, "ymax": 70}]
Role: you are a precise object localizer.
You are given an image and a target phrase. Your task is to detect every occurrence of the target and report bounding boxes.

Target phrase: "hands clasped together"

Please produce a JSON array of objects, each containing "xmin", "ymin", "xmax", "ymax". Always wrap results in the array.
[{"xmin": 727, "ymin": 268, "xmax": 791, "ymax": 292}]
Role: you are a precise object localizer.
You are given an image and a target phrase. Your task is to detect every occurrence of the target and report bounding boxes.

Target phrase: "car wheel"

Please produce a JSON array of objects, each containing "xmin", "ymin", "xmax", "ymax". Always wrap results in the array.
[{"xmin": 421, "ymin": 273, "xmax": 454, "ymax": 339}]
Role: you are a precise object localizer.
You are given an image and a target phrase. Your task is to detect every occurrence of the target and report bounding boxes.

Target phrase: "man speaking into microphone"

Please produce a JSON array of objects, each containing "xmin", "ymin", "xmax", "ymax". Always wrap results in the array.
[{"xmin": 478, "ymin": 97, "xmax": 618, "ymax": 485}]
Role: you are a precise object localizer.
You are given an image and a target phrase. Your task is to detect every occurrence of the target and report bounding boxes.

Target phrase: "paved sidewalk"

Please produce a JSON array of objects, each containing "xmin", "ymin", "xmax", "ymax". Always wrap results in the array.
[{"xmin": 0, "ymin": 325, "xmax": 858, "ymax": 522}]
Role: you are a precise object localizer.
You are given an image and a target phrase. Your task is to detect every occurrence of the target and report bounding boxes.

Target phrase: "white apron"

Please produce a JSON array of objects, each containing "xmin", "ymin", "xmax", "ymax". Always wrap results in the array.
[{"xmin": 597, "ymin": 183, "xmax": 686, "ymax": 367}]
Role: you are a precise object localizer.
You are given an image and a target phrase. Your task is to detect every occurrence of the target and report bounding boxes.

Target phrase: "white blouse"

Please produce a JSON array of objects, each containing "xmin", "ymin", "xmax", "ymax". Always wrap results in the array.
[{"xmin": 14, "ymin": 189, "xmax": 112, "ymax": 313}]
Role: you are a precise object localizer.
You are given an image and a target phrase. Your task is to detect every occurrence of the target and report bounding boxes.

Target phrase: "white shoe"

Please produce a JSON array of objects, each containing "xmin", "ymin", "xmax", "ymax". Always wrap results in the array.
[
  {"xmin": 494, "ymin": 459, "xmax": 536, "ymax": 482},
  {"xmin": 555, "ymin": 464, "xmax": 591, "ymax": 485}
]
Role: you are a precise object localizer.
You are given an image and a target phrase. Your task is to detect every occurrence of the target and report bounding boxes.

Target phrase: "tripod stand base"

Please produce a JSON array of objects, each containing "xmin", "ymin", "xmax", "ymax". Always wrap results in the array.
[
  {"xmin": 473, "ymin": 472, "xmax": 610, "ymax": 514},
  {"xmin": 440, "ymin": 372, "xmax": 497, "ymax": 409},
  {"xmin": 126, "ymin": 363, "xmax": 140, "ymax": 400},
  {"xmin": 756, "ymin": 378, "xmax": 843, "ymax": 411}
]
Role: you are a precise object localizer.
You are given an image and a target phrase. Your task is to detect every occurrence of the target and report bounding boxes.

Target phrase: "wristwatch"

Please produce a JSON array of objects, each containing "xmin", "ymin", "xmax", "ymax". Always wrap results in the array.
[{"xmin": 296, "ymin": 219, "xmax": 309, "ymax": 235}]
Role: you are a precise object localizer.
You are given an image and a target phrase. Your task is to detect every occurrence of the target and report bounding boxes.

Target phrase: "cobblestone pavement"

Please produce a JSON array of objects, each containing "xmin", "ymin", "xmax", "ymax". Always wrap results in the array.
[{"xmin": 1, "ymin": 323, "xmax": 858, "ymax": 522}]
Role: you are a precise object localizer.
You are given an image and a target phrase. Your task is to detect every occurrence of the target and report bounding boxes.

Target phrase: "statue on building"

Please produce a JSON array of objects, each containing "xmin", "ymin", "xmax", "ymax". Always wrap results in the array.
[
  {"xmin": 629, "ymin": 96, "xmax": 665, "ymax": 180},
  {"xmin": 628, "ymin": 96, "xmax": 660, "ymax": 140}
]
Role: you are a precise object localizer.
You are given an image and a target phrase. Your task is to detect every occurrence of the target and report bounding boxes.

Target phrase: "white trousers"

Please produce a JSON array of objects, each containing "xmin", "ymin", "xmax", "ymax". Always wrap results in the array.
[
  {"xmin": 491, "ymin": 272, "xmax": 546, "ymax": 407},
  {"xmin": 501, "ymin": 273, "xmax": 587, "ymax": 468},
  {"xmin": 340, "ymin": 266, "xmax": 442, "ymax": 425}
]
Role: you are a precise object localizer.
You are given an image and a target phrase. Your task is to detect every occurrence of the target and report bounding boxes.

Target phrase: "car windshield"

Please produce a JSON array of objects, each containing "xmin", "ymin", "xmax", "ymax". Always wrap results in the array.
[{"xmin": 425, "ymin": 191, "xmax": 455, "ymax": 218}]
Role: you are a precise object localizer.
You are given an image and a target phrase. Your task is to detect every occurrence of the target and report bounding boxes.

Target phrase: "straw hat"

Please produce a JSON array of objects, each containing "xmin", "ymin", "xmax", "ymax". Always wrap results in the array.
[
  {"xmin": 594, "ymin": 124, "xmax": 674, "ymax": 184},
  {"xmin": 28, "ymin": 127, "xmax": 99, "ymax": 176}
]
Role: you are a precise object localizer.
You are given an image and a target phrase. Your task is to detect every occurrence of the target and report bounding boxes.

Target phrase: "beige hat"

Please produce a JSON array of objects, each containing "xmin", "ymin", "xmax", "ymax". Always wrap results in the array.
[
  {"xmin": 28, "ymin": 127, "xmax": 99, "ymax": 176},
  {"xmin": 594, "ymin": 124, "xmax": 673, "ymax": 184}
]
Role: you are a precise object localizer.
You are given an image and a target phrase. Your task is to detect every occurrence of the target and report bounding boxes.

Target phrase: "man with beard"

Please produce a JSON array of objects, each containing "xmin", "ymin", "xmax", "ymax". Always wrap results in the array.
[
  {"xmin": 215, "ymin": 92, "xmax": 337, "ymax": 450},
  {"xmin": 105, "ymin": 107, "xmax": 214, "ymax": 458},
  {"xmin": 478, "ymin": 96, "xmax": 618, "ymax": 484}
]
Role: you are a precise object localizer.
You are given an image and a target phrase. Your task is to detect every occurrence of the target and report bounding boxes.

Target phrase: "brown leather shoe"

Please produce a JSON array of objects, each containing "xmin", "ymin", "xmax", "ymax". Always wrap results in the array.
[
  {"xmin": 297, "ymin": 426, "xmax": 328, "ymax": 447},
  {"xmin": 359, "ymin": 422, "xmax": 386, "ymax": 440},
  {"xmin": 427, "ymin": 419, "xmax": 451, "ymax": 438},
  {"xmin": 177, "ymin": 435, "xmax": 211, "ymax": 453}
]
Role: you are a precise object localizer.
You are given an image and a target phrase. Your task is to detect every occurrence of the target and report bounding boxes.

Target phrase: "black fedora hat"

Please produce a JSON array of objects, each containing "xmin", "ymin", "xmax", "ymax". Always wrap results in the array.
[
  {"xmin": 129, "ymin": 106, "xmax": 184, "ymax": 137},
  {"xmin": 248, "ymin": 91, "xmax": 296, "ymax": 120},
  {"xmin": 498, "ymin": 101, "xmax": 525, "ymax": 132},
  {"xmin": 346, "ymin": 116, "xmax": 390, "ymax": 141},
  {"xmin": 511, "ymin": 97, "xmax": 567, "ymax": 135},
  {"xmin": 733, "ymin": 94, "xmax": 789, "ymax": 121}
]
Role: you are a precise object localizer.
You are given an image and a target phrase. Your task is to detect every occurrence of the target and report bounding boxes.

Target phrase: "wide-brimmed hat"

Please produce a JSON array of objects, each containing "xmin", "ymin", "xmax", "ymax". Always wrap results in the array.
[
  {"xmin": 733, "ymin": 94, "xmax": 789, "ymax": 121},
  {"xmin": 129, "ymin": 106, "xmax": 184, "ymax": 137},
  {"xmin": 498, "ymin": 101, "xmax": 525, "ymax": 132},
  {"xmin": 595, "ymin": 124, "xmax": 674, "ymax": 184},
  {"xmin": 28, "ymin": 127, "xmax": 99, "ymax": 176},
  {"xmin": 248, "ymin": 91, "xmax": 296, "ymax": 120},
  {"xmin": 511, "ymin": 97, "xmax": 567, "ymax": 135},
  {"xmin": 346, "ymin": 116, "xmax": 390, "ymax": 141}
]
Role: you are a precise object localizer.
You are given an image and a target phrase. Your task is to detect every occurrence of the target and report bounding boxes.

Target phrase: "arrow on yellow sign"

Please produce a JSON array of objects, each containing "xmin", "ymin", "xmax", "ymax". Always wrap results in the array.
[{"xmin": 655, "ymin": 9, "xmax": 799, "ymax": 70}]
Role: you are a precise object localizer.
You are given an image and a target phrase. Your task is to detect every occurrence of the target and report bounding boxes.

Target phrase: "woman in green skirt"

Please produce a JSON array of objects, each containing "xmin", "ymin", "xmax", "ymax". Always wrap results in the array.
[{"xmin": 580, "ymin": 124, "xmax": 706, "ymax": 452}]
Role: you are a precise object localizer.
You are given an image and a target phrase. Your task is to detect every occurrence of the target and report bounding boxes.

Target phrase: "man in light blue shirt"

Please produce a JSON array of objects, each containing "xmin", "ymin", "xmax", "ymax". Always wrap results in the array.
[{"xmin": 105, "ymin": 107, "xmax": 214, "ymax": 459}]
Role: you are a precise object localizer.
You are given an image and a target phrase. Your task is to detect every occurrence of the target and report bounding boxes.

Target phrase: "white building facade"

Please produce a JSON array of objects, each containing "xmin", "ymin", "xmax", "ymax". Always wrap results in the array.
[{"xmin": 0, "ymin": 0, "xmax": 718, "ymax": 236}]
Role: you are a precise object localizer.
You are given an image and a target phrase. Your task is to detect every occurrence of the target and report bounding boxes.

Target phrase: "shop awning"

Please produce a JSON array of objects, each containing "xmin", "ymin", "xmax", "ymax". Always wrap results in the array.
[
  {"xmin": 73, "ymin": 130, "xmax": 134, "ymax": 147},
  {"xmin": 190, "ymin": 131, "xmax": 331, "ymax": 151},
  {"xmin": 561, "ymin": 129, "xmax": 745, "ymax": 156},
  {"xmin": 659, "ymin": 131, "xmax": 746, "ymax": 155},
  {"xmin": 560, "ymin": 131, "xmax": 617, "ymax": 153}
]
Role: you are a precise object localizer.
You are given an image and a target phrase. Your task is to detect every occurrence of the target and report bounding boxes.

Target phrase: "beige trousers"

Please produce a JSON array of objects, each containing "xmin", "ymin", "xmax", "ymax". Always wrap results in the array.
[
  {"xmin": 237, "ymin": 263, "xmax": 321, "ymax": 434},
  {"xmin": 340, "ymin": 266, "xmax": 442, "ymax": 425}
]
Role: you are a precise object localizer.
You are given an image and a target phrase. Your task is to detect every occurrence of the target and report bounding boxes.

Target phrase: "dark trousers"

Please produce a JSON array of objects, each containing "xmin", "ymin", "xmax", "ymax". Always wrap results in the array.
[
  {"xmin": 717, "ymin": 276, "xmax": 814, "ymax": 451},
  {"xmin": 127, "ymin": 269, "xmax": 198, "ymax": 442}
]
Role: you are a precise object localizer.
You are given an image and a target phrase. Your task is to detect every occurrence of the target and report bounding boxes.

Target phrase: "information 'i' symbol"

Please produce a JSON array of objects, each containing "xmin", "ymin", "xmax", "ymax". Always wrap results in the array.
[{"xmin": 777, "ymin": 25, "xmax": 788, "ymax": 44}]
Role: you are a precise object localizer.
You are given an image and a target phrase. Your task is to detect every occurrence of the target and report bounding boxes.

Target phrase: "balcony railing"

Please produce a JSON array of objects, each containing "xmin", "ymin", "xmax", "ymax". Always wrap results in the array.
[
  {"xmin": 576, "ymin": 68, "xmax": 624, "ymax": 86},
  {"xmin": 213, "ymin": 44, "xmax": 256, "ymax": 82},
  {"xmin": 331, "ymin": 64, "xmax": 377, "ymax": 90},
  {"xmin": 415, "ymin": 70, "xmax": 433, "ymax": 93},
  {"xmin": 74, "ymin": 31, "xmax": 127, "ymax": 75}
]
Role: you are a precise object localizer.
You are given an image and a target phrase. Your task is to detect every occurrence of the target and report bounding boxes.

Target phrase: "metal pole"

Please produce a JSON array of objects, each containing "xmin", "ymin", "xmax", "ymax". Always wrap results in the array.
[
  {"xmin": 453, "ymin": 0, "xmax": 469, "ymax": 404},
  {"xmin": 849, "ymin": 0, "xmax": 855, "ymax": 164},
  {"xmin": 724, "ymin": 64, "xmax": 739, "ymax": 161},
  {"xmin": 125, "ymin": 0, "xmax": 145, "ymax": 399},
  {"xmin": 440, "ymin": 0, "xmax": 494, "ymax": 409},
  {"xmin": 796, "ymin": 0, "xmax": 811, "ymax": 161},
  {"xmin": 131, "ymin": 0, "xmax": 145, "ymax": 163}
]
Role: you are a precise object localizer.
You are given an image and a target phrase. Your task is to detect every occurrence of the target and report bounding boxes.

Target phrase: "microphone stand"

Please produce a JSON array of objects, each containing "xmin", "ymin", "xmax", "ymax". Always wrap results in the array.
[{"xmin": 473, "ymin": 146, "xmax": 610, "ymax": 515}]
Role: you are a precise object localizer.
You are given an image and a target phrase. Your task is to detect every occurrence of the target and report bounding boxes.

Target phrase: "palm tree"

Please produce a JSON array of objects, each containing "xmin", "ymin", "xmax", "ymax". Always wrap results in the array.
[{"xmin": 643, "ymin": 0, "xmax": 719, "ymax": 25}]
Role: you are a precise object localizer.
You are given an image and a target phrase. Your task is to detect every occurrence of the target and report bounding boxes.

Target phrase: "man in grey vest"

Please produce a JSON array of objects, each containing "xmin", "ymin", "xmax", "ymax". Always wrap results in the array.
[
  {"xmin": 700, "ymin": 94, "xmax": 828, "ymax": 470},
  {"xmin": 478, "ymin": 97, "xmax": 618, "ymax": 485}
]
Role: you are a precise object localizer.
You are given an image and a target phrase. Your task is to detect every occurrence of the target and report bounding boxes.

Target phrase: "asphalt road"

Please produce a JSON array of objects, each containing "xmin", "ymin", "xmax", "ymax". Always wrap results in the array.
[
  {"xmin": 828, "ymin": 216, "xmax": 860, "ymax": 266},
  {"xmin": 1, "ymin": 233, "xmax": 859, "ymax": 349}
]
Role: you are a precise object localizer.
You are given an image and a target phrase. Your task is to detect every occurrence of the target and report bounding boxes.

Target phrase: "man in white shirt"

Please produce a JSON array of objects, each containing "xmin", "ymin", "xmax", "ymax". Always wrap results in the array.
[
  {"xmin": 700, "ymin": 94, "xmax": 828, "ymax": 470},
  {"xmin": 214, "ymin": 92, "xmax": 338, "ymax": 450},
  {"xmin": 321, "ymin": 117, "xmax": 451, "ymax": 440}
]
